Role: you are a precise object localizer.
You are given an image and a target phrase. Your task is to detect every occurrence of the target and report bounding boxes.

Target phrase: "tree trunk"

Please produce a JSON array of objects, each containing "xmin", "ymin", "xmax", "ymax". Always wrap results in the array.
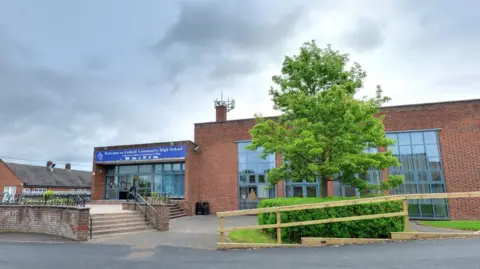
[{"xmin": 320, "ymin": 176, "xmax": 329, "ymax": 197}]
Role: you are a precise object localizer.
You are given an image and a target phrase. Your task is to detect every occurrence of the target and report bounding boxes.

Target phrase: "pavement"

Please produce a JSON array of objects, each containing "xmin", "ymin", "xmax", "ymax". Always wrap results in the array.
[
  {"xmin": 88, "ymin": 215, "xmax": 257, "ymax": 250},
  {"xmin": 86, "ymin": 204, "xmax": 130, "ymax": 214},
  {"xmin": 1, "ymin": 238, "xmax": 480, "ymax": 268}
]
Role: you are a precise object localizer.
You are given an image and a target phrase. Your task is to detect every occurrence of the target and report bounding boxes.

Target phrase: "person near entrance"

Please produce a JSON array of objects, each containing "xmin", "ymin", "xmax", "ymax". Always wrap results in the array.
[{"xmin": 128, "ymin": 179, "xmax": 137, "ymax": 200}]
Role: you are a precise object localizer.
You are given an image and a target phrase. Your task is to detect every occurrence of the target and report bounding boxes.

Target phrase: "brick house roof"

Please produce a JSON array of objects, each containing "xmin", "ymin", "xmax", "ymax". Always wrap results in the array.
[{"xmin": 5, "ymin": 162, "xmax": 91, "ymax": 188}]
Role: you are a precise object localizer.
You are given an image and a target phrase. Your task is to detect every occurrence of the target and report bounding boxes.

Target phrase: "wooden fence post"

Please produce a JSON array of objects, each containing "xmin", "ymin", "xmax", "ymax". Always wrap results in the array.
[
  {"xmin": 219, "ymin": 216, "xmax": 225, "ymax": 243},
  {"xmin": 403, "ymin": 199, "xmax": 410, "ymax": 232},
  {"xmin": 276, "ymin": 212, "xmax": 282, "ymax": 244}
]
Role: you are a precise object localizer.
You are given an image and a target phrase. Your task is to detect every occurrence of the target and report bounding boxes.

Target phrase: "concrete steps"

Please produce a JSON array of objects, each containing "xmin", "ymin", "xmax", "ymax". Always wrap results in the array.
[
  {"xmin": 169, "ymin": 204, "xmax": 187, "ymax": 219},
  {"xmin": 90, "ymin": 211, "xmax": 154, "ymax": 238}
]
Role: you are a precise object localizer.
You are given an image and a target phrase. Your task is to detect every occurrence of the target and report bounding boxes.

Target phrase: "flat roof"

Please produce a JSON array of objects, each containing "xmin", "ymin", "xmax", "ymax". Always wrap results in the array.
[
  {"xmin": 195, "ymin": 98, "xmax": 480, "ymax": 126},
  {"xmin": 94, "ymin": 140, "xmax": 196, "ymax": 150}
]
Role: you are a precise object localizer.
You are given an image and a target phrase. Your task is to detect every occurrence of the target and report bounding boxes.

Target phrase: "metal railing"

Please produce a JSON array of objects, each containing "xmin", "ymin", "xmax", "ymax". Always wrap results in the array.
[
  {"xmin": 0, "ymin": 192, "xmax": 91, "ymax": 207},
  {"xmin": 88, "ymin": 213, "xmax": 93, "ymax": 239},
  {"xmin": 127, "ymin": 192, "xmax": 159, "ymax": 230}
]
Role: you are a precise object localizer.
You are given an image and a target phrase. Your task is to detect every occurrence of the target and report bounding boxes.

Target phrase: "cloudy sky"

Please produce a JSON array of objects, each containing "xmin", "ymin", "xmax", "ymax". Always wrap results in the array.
[{"xmin": 0, "ymin": 0, "xmax": 479, "ymax": 171}]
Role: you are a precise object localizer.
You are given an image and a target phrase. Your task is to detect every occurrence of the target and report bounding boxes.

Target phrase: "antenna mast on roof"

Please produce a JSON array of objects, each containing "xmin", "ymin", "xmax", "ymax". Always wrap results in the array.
[{"xmin": 214, "ymin": 92, "xmax": 235, "ymax": 112}]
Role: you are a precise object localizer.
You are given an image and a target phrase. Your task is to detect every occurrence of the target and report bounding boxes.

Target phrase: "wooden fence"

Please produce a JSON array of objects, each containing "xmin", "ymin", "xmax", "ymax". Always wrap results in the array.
[{"xmin": 217, "ymin": 191, "xmax": 480, "ymax": 245}]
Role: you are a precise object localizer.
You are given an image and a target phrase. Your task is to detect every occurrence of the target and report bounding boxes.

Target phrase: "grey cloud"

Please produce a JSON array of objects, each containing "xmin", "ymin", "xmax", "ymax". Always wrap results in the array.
[
  {"xmin": 152, "ymin": 0, "xmax": 308, "ymax": 86},
  {"xmin": 342, "ymin": 17, "xmax": 386, "ymax": 53}
]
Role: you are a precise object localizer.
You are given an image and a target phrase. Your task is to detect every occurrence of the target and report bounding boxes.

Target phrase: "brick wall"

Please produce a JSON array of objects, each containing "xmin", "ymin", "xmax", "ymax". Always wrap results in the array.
[
  {"xmin": 185, "ymin": 143, "xmax": 199, "ymax": 215},
  {"xmin": 0, "ymin": 160, "xmax": 23, "ymax": 196},
  {"xmin": 194, "ymin": 100, "xmax": 480, "ymax": 218},
  {"xmin": 194, "ymin": 118, "xmax": 285, "ymax": 213},
  {"xmin": 382, "ymin": 99, "xmax": 480, "ymax": 220},
  {"xmin": 0, "ymin": 205, "xmax": 90, "ymax": 241}
]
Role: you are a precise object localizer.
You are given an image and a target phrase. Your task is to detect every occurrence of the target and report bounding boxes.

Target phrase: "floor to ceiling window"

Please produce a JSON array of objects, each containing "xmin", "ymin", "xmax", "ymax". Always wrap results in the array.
[
  {"xmin": 387, "ymin": 130, "xmax": 448, "ymax": 219},
  {"xmin": 237, "ymin": 141, "xmax": 276, "ymax": 210},
  {"xmin": 334, "ymin": 148, "xmax": 382, "ymax": 197},
  {"xmin": 104, "ymin": 163, "xmax": 185, "ymax": 200}
]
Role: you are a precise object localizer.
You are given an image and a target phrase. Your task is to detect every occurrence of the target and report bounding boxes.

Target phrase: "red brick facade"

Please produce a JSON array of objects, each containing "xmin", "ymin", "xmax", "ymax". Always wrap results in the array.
[
  {"xmin": 0, "ymin": 160, "xmax": 23, "ymax": 196},
  {"xmin": 91, "ymin": 99, "xmax": 480, "ymax": 220},
  {"xmin": 382, "ymin": 99, "xmax": 480, "ymax": 220}
]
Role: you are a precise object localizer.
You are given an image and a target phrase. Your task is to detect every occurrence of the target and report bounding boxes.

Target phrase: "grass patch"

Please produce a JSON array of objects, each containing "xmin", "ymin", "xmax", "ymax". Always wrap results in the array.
[
  {"xmin": 228, "ymin": 230, "xmax": 276, "ymax": 244},
  {"xmin": 419, "ymin": 221, "xmax": 480, "ymax": 231}
]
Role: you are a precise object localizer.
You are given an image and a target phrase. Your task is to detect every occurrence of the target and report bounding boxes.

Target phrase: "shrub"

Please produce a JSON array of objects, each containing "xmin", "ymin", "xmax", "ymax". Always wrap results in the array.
[{"xmin": 258, "ymin": 197, "xmax": 404, "ymax": 243}]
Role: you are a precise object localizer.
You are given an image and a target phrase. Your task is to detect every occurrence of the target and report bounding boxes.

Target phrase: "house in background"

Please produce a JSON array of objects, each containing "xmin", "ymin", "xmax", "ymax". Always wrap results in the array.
[{"xmin": 0, "ymin": 159, "xmax": 91, "ymax": 202}]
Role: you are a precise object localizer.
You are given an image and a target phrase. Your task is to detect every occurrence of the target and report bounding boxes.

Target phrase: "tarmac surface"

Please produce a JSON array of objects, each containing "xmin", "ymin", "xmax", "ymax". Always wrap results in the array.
[{"xmin": 1, "ymin": 238, "xmax": 480, "ymax": 269}]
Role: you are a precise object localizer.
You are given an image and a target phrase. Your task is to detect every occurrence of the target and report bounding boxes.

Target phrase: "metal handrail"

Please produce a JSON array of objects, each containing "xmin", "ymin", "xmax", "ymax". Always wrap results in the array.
[
  {"xmin": 88, "ymin": 213, "xmax": 93, "ymax": 239},
  {"xmin": 128, "ymin": 192, "xmax": 159, "ymax": 230}
]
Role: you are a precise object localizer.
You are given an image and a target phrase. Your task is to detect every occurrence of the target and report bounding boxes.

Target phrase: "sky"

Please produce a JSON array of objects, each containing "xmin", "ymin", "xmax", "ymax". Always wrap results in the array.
[{"xmin": 0, "ymin": 0, "xmax": 479, "ymax": 171}]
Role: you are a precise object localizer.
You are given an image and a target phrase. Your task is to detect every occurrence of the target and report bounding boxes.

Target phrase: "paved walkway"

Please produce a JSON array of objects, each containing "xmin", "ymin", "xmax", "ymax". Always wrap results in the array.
[
  {"xmin": 410, "ymin": 221, "xmax": 473, "ymax": 233},
  {"xmin": 88, "ymin": 216, "xmax": 257, "ymax": 250}
]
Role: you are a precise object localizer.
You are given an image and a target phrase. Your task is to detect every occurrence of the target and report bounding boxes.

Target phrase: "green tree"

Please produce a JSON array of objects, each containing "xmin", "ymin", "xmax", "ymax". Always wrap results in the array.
[{"xmin": 248, "ymin": 41, "xmax": 403, "ymax": 197}]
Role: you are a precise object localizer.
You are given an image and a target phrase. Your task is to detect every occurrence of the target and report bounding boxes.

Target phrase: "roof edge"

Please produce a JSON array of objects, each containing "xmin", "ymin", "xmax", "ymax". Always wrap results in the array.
[
  {"xmin": 94, "ymin": 140, "xmax": 197, "ymax": 150},
  {"xmin": 195, "ymin": 98, "xmax": 480, "ymax": 126}
]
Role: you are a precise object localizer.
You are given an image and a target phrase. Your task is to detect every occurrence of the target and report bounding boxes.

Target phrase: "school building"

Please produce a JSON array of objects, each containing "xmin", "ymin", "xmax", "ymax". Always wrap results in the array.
[{"xmin": 91, "ymin": 98, "xmax": 480, "ymax": 220}]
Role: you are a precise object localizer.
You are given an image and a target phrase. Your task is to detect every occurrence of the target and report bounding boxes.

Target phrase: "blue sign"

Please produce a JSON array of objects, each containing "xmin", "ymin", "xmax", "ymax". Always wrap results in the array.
[{"xmin": 95, "ymin": 145, "xmax": 186, "ymax": 162}]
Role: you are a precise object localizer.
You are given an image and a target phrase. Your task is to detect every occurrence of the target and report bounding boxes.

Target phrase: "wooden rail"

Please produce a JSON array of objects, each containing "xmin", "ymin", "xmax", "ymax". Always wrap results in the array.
[{"xmin": 217, "ymin": 191, "xmax": 480, "ymax": 244}]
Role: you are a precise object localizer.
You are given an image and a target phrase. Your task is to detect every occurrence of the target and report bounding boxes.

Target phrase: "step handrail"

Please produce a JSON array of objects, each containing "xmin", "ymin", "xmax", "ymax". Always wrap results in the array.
[{"xmin": 127, "ymin": 192, "xmax": 159, "ymax": 230}]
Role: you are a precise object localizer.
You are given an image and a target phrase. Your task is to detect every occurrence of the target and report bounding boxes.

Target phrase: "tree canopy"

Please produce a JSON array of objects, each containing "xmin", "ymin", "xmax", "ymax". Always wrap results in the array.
[{"xmin": 247, "ymin": 41, "xmax": 403, "ymax": 196}]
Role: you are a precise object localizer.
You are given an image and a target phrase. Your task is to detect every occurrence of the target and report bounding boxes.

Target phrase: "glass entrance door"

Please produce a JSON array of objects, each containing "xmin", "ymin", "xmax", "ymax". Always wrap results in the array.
[
  {"xmin": 118, "ymin": 175, "xmax": 133, "ymax": 199},
  {"xmin": 105, "ymin": 176, "xmax": 118, "ymax": 200}
]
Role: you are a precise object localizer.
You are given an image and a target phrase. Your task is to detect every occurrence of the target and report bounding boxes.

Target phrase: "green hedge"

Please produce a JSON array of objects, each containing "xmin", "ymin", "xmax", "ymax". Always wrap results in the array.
[{"xmin": 258, "ymin": 197, "xmax": 404, "ymax": 243}]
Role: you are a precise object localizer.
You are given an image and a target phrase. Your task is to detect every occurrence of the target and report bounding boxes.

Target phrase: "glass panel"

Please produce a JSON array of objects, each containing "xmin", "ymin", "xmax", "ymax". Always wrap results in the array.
[
  {"xmin": 306, "ymin": 186, "xmax": 317, "ymax": 197},
  {"xmin": 418, "ymin": 183, "xmax": 429, "ymax": 193},
  {"xmin": 119, "ymin": 165, "xmax": 138, "ymax": 174},
  {"xmin": 247, "ymin": 186, "xmax": 258, "ymax": 200},
  {"xmin": 105, "ymin": 176, "xmax": 118, "ymax": 199},
  {"xmin": 434, "ymin": 203, "xmax": 448, "ymax": 218},
  {"xmin": 154, "ymin": 175, "xmax": 163, "ymax": 194},
  {"xmin": 164, "ymin": 175, "xmax": 174, "ymax": 195},
  {"xmin": 258, "ymin": 175, "xmax": 266, "ymax": 183},
  {"xmin": 163, "ymin": 163, "xmax": 172, "ymax": 171},
  {"xmin": 418, "ymin": 171, "xmax": 428, "ymax": 182},
  {"xmin": 404, "ymin": 184, "xmax": 417, "ymax": 194},
  {"xmin": 239, "ymin": 175, "xmax": 247, "ymax": 184},
  {"xmin": 138, "ymin": 165, "xmax": 152, "ymax": 173},
  {"xmin": 293, "ymin": 186, "xmax": 303, "ymax": 197},
  {"xmin": 106, "ymin": 167, "xmax": 116, "ymax": 176},
  {"xmin": 410, "ymin": 132, "xmax": 423, "ymax": 145},
  {"xmin": 400, "ymin": 145, "xmax": 412, "ymax": 155},
  {"xmin": 420, "ymin": 203, "xmax": 434, "ymax": 218},
  {"xmin": 249, "ymin": 175, "xmax": 256, "ymax": 184},
  {"xmin": 239, "ymin": 186, "xmax": 248, "ymax": 201},
  {"xmin": 386, "ymin": 133, "xmax": 397, "ymax": 142},
  {"xmin": 397, "ymin": 133, "xmax": 411, "ymax": 145},
  {"xmin": 172, "ymin": 163, "xmax": 182, "ymax": 171},
  {"xmin": 412, "ymin": 145, "xmax": 426, "ymax": 154},
  {"xmin": 285, "ymin": 185, "xmax": 292, "ymax": 197},
  {"xmin": 257, "ymin": 184, "xmax": 269, "ymax": 198},
  {"xmin": 428, "ymin": 157, "xmax": 441, "ymax": 169},
  {"xmin": 343, "ymin": 186, "xmax": 357, "ymax": 197},
  {"xmin": 154, "ymin": 164, "xmax": 163, "ymax": 172},
  {"xmin": 173, "ymin": 174, "xmax": 185, "ymax": 197},
  {"xmin": 408, "ymin": 204, "xmax": 420, "ymax": 217},
  {"xmin": 404, "ymin": 171, "xmax": 414, "ymax": 182},
  {"xmin": 423, "ymin": 131, "xmax": 437, "ymax": 144},
  {"xmin": 431, "ymin": 184, "xmax": 445, "ymax": 193},
  {"xmin": 136, "ymin": 175, "xmax": 152, "ymax": 197},
  {"xmin": 425, "ymin": 144, "xmax": 439, "ymax": 157},
  {"xmin": 431, "ymin": 171, "xmax": 442, "ymax": 182}
]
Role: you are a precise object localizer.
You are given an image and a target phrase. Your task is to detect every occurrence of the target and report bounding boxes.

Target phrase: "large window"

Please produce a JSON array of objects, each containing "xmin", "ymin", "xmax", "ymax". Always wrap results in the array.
[
  {"xmin": 104, "ymin": 163, "xmax": 185, "ymax": 199},
  {"xmin": 387, "ymin": 130, "xmax": 448, "ymax": 219},
  {"xmin": 285, "ymin": 179, "xmax": 321, "ymax": 198},
  {"xmin": 238, "ymin": 141, "xmax": 276, "ymax": 210},
  {"xmin": 334, "ymin": 148, "xmax": 382, "ymax": 197}
]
